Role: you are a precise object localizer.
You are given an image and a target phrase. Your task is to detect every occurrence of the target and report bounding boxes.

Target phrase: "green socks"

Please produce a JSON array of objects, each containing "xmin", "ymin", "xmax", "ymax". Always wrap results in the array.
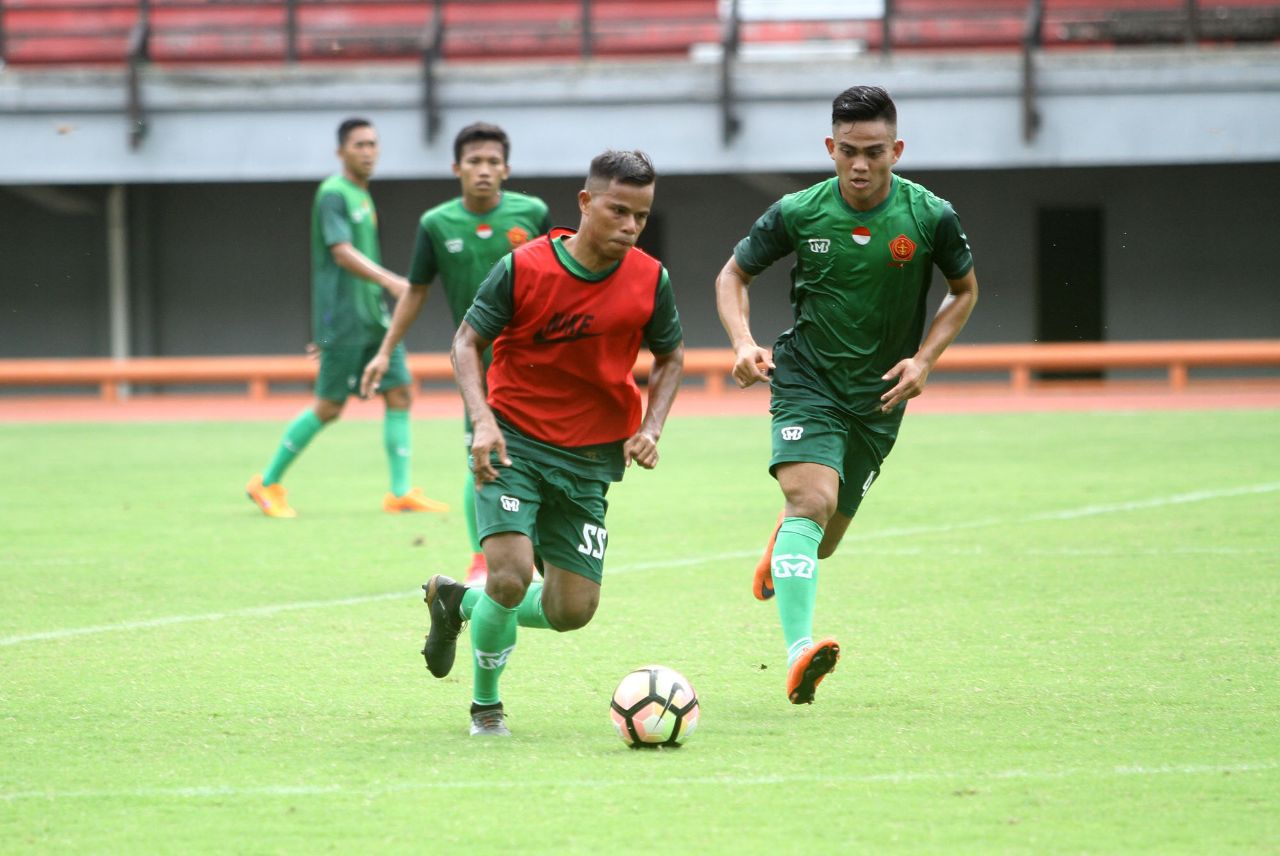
[
  {"xmin": 384, "ymin": 408, "xmax": 411, "ymax": 496},
  {"xmin": 461, "ymin": 583, "xmax": 551, "ymax": 630},
  {"xmin": 771, "ymin": 516, "xmax": 824, "ymax": 666},
  {"xmin": 469, "ymin": 593, "xmax": 518, "ymax": 706},
  {"xmin": 263, "ymin": 409, "xmax": 324, "ymax": 485},
  {"xmin": 463, "ymin": 476, "xmax": 482, "ymax": 553}
]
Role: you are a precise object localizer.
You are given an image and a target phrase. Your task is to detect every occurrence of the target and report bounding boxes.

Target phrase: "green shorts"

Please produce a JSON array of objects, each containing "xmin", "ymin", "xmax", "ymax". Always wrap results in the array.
[
  {"xmin": 474, "ymin": 454, "xmax": 611, "ymax": 584},
  {"xmin": 769, "ymin": 397, "xmax": 901, "ymax": 518},
  {"xmin": 315, "ymin": 342, "xmax": 410, "ymax": 403}
]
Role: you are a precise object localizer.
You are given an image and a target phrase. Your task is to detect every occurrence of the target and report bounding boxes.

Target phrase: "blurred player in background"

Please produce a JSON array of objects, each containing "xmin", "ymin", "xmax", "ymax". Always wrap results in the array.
[
  {"xmin": 246, "ymin": 117, "xmax": 449, "ymax": 518},
  {"xmin": 715, "ymin": 86, "xmax": 979, "ymax": 705},
  {"xmin": 361, "ymin": 122, "xmax": 552, "ymax": 584},
  {"xmin": 421, "ymin": 150, "xmax": 683, "ymax": 737}
]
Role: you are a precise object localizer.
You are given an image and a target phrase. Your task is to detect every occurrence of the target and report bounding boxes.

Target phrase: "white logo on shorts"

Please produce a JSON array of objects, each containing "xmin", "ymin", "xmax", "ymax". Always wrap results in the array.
[
  {"xmin": 806, "ymin": 238, "xmax": 831, "ymax": 253},
  {"xmin": 445, "ymin": 238, "xmax": 464, "ymax": 253},
  {"xmin": 475, "ymin": 644, "xmax": 515, "ymax": 670},
  {"xmin": 500, "ymin": 495, "xmax": 520, "ymax": 512},
  {"xmin": 780, "ymin": 426, "xmax": 804, "ymax": 441},
  {"xmin": 771, "ymin": 554, "xmax": 816, "ymax": 579}
]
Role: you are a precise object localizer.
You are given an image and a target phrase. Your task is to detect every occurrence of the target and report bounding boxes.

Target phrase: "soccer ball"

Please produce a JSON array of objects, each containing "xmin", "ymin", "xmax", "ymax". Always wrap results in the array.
[{"xmin": 610, "ymin": 665, "xmax": 700, "ymax": 748}]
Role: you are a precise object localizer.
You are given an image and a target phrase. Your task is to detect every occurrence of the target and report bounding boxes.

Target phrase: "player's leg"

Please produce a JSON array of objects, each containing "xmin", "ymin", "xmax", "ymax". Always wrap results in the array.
[
  {"xmin": 246, "ymin": 348, "xmax": 349, "ymax": 517},
  {"xmin": 773, "ymin": 461, "xmax": 838, "ymax": 660},
  {"xmin": 462, "ymin": 421, "xmax": 487, "ymax": 585},
  {"xmin": 815, "ymin": 411, "xmax": 894, "ymax": 557},
  {"xmin": 752, "ymin": 511, "xmax": 784, "ymax": 600},
  {"xmin": 774, "ymin": 461, "xmax": 843, "ymax": 705},
  {"xmin": 766, "ymin": 399, "xmax": 848, "ymax": 703},
  {"xmin": 377, "ymin": 344, "xmax": 448, "ymax": 513},
  {"xmin": 466, "ymin": 530, "xmax": 535, "ymax": 736}
]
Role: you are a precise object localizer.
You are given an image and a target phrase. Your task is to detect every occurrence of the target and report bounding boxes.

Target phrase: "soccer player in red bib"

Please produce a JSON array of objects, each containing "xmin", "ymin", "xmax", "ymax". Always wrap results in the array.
[
  {"xmin": 422, "ymin": 150, "xmax": 685, "ymax": 737},
  {"xmin": 716, "ymin": 86, "xmax": 979, "ymax": 705}
]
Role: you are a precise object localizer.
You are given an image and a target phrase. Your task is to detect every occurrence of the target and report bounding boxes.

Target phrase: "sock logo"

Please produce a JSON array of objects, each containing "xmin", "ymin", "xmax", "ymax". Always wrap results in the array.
[
  {"xmin": 500, "ymin": 495, "xmax": 521, "ymax": 512},
  {"xmin": 780, "ymin": 426, "xmax": 804, "ymax": 441},
  {"xmin": 475, "ymin": 644, "xmax": 516, "ymax": 670},
  {"xmin": 772, "ymin": 554, "xmax": 815, "ymax": 580}
]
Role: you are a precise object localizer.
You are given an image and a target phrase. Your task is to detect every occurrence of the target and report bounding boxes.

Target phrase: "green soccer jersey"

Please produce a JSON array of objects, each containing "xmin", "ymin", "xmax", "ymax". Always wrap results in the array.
[
  {"xmin": 734, "ymin": 174, "xmax": 973, "ymax": 414},
  {"xmin": 310, "ymin": 175, "xmax": 389, "ymax": 348},
  {"xmin": 408, "ymin": 190, "xmax": 553, "ymax": 326}
]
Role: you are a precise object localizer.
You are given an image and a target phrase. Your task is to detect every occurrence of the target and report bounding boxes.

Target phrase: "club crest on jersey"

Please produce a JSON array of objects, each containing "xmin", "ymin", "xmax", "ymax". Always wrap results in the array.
[
  {"xmin": 851, "ymin": 226, "xmax": 872, "ymax": 246},
  {"xmin": 889, "ymin": 234, "xmax": 916, "ymax": 262},
  {"xmin": 476, "ymin": 224, "xmax": 494, "ymax": 239},
  {"xmin": 507, "ymin": 226, "xmax": 530, "ymax": 246},
  {"xmin": 806, "ymin": 238, "xmax": 830, "ymax": 254},
  {"xmin": 445, "ymin": 238, "xmax": 464, "ymax": 253}
]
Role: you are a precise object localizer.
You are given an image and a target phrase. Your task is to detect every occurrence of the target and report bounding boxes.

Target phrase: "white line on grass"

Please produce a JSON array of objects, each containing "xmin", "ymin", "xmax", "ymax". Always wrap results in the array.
[
  {"xmin": 2, "ymin": 760, "xmax": 1275, "ymax": 802},
  {"xmin": 3, "ymin": 481, "xmax": 1276, "ymax": 649}
]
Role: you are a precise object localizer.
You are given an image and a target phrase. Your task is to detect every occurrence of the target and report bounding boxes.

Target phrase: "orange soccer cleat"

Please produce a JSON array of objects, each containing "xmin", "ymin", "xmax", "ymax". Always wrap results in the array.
[
  {"xmin": 246, "ymin": 474, "xmax": 297, "ymax": 518},
  {"xmin": 464, "ymin": 551, "xmax": 488, "ymax": 586},
  {"xmin": 752, "ymin": 512, "xmax": 784, "ymax": 601},
  {"xmin": 383, "ymin": 488, "xmax": 450, "ymax": 514},
  {"xmin": 786, "ymin": 638, "xmax": 841, "ymax": 705}
]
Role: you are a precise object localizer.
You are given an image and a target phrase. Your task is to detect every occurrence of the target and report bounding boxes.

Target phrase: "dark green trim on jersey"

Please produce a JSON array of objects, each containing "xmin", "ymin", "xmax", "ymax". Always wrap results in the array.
[
  {"xmin": 492, "ymin": 412, "xmax": 626, "ymax": 482},
  {"xmin": 462, "ymin": 239, "xmax": 682, "ymax": 357}
]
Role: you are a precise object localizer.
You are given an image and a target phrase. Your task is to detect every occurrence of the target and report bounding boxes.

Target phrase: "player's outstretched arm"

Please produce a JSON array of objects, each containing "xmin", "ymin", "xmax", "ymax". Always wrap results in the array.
[
  {"xmin": 330, "ymin": 241, "xmax": 410, "ymax": 301},
  {"xmin": 360, "ymin": 282, "xmax": 430, "ymax": 398},
  {"xmin": 451, "ymin": 321, "xmax": 508, "ymax": 483},
  {"xmin": 880, "ymin": 267, "xmax": 979, "ymax": 412},
  {"xmin": 714, "ymin": 257, "xmax": 773, "ymax": 388},
  {"xmin": 625, "ymin": 344, "xmax": 685, "ymax": 470}
]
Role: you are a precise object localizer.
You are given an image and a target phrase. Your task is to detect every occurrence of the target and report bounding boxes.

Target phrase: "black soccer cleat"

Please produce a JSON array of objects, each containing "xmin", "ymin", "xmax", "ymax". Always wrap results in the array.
[
  {"xmin": 422, "ymin": 574, "xmax": 467, "ymax": 678},
  {"xmin": 469, "ymin": 702, "xmax": 510, "ymax": 737}
]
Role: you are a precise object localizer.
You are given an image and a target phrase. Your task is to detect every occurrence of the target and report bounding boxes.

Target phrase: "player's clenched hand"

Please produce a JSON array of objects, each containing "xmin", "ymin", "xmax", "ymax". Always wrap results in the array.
[
  {"xmin": 880, "ymin": 357, "xmax": 930, "ymax": 412},
  {"xmin": 731, "ymin": 344, "xmax": 773, "ymax": 388},
  {"xmin": 359, "ymin": 353, "xmax": 389, "ymax": 399},
  {"xmin": 623, "ymin": 431, "xmax": 660, "ymax": 469},
  {"xmin": 469, "ymin": 420, "xmax": 510, "ymax": 485}
]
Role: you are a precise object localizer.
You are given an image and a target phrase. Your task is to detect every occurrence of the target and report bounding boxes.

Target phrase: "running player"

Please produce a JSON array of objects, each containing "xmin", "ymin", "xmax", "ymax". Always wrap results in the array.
[
  {"xmin": 246, "ymin": 117, "xmax": 449, "ymax": 518},
  {"xmin": 715, "ymin": 86, "xmax": 979, "ymax": 704},
  {"xmin": 361, "ymin": 122, "xmax": 552, "ymax": 584},
  {"xmin": 422, "ymin": 150, "xmax": 683, "ymax": 737}
]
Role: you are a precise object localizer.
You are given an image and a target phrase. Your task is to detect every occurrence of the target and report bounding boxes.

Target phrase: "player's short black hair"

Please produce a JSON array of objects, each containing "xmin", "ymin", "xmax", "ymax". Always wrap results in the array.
[
  {"xmin": 587, "ymin": 150, "xmax": 656, "ymax": 188},
  {"xmin": 454, "ymin": 122, "xmax": 510, "ymax": 164},
  {"xmin": 832, "ymin": 86, "xmax": 897, "ymax": 129},
  {"xmin": 337, "ymin": 117, "xmax": 373, "ymax": 147}
]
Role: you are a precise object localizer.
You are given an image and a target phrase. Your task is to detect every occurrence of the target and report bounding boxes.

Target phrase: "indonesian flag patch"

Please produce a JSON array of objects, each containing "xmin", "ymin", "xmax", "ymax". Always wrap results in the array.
[
  {"xmin": 851, "ymin": 226, "xmax": 871, "ymax": 246},
  {"xmin": 476, "ymin": 224, "xmax": 493, "ymax": 239}
]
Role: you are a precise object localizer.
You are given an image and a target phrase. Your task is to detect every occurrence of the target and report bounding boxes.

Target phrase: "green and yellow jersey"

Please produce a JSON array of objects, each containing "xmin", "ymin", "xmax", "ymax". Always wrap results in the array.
[
  {"xmin": 310, "ymin": 175, "xmax": 389, "ymax": 348},
  {"xmin": 408, "ymin": 190, "xmax": 553, "ymax": 326},
  {"xmin": 734, "ymin": 174, "xmax": 973, "ymax": 416}
]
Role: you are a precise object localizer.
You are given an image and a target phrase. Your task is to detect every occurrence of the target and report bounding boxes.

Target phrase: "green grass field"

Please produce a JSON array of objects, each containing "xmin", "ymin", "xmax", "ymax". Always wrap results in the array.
[{"xmin": 2, "ymin": 409, "xmax": 1278, "ymax": 853}]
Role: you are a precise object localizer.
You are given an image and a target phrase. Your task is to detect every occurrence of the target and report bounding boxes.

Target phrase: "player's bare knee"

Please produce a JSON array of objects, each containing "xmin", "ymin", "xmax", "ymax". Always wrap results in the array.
[
  {"xmin": 484, "ymin": 568, "xmax": 528, "ymax": 609},
  {"xmin": 383, "ymin": 385, "xmax": 412, "ymax": 410},
  {"xmin": 544, "ymin": 594, "xmax": 598, "ymax": 632}
]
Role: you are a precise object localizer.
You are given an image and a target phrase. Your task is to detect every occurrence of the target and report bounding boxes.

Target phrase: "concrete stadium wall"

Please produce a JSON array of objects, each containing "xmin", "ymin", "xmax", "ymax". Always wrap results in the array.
[{"xmin": 3, "ymin": 161, "xmax": 1278, "ymax": 360}]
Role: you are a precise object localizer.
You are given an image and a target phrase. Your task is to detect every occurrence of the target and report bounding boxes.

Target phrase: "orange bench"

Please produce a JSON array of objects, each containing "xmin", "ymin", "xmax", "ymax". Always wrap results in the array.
[{"xmin": 2, "ymin": 341, "xmax": 1279, "ymax": 401}]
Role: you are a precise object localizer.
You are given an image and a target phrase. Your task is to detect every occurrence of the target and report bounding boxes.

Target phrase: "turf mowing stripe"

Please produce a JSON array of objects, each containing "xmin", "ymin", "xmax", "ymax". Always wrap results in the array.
[
  {"xmin": 3, "ymin": 481, "xmax": 1276, "ymax": 648},
  {"xmin": 2, "ymin": 760, "xmax": 1275, "ymax": 802},
  {"xmin": 0, "ymin": 592, "xmax": 408, "ymax": 647}
]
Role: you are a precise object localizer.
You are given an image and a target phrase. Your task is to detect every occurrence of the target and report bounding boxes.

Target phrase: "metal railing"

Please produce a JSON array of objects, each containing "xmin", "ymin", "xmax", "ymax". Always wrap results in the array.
[{"xmin": 2, "ymin": 1, "xmax": 1274, "ymax": 149}]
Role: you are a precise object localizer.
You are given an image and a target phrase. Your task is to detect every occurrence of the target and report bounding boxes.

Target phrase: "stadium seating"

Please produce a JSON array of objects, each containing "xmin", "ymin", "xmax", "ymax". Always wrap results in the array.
[{"xmin": 1, "ymin": 1, "xmax": 1275, "ymax": 66}]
